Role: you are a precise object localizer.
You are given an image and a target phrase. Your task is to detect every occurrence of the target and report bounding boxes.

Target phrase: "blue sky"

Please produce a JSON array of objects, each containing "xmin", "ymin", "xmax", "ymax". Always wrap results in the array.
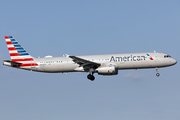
[{"xmin": 0, "ymin": 0, "xmax": 180, "ymax": 120}]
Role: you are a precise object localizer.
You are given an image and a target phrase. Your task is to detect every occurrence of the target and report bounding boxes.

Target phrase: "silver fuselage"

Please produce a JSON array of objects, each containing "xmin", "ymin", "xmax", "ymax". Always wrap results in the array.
[{"xmin": 10, "ymin": 52, "xmax": 176, "ymax": 73}]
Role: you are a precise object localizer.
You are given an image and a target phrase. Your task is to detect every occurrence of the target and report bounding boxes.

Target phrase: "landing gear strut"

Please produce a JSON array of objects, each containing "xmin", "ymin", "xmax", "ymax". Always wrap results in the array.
[
  {"xmin": 156, "ymin": 67, "xmax": 160, "ymax": 77},
  {"xmin": 87, "ymin": 72, "xmax": 95, "ymax": 81}
]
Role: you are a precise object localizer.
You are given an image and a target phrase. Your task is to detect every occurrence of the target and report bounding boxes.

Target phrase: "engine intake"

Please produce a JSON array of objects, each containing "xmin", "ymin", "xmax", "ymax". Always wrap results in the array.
[{"xmin": 96, "ymin": 65, "xmax": 118, "ymax": 75}]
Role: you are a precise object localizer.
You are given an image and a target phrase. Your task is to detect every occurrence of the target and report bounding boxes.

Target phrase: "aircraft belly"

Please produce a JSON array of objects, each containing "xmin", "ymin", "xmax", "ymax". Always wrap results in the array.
[
  {"xmin": 61, "ymin": 63, "xmax": 79, "ymax": 72},
  {"xmin": 117, "ymin": 61, "xmax": 150, "ymax": 69},
  {"xmin": 39, "ymin": 64, "xmax": 56, "ymax": 72},
  {"xmin": 39, "ymin": 63, "xmax": 78, "ymax": 72},
  {"xmin": 39, "ymin": 64, "xmax": 62, "ymax": 72},
  {"xmin": 116, "ymin": 59, "xmax": 168, "ymax": 69}
]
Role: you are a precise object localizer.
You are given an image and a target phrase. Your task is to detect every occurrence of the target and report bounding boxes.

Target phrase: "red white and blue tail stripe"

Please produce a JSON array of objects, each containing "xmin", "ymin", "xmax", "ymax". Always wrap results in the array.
[{"xmin": 5, "ymin": 36, "xmax": 38, "ymax": 67}]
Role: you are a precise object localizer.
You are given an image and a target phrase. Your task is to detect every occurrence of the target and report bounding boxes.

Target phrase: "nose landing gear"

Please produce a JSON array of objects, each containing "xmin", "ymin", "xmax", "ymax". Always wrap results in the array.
[{"xmin": 156, "ymin": 67, "xmax": 160, "ymax": 77}]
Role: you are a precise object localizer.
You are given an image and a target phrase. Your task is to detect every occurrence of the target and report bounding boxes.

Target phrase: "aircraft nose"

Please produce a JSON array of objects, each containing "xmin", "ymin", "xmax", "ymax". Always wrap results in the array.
[{"xmin": 172, "ymin": 58, "xmax": 177, "ymax": 65}]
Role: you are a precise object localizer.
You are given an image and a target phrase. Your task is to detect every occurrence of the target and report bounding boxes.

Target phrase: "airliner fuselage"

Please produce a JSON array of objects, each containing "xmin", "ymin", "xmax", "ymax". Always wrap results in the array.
[{"xmin": 28, "ymin": 52, "xmax": 175, "ymax": 73}]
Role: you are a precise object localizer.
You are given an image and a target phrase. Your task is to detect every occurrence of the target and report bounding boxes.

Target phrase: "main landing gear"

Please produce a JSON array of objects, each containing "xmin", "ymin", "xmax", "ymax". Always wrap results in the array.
[
  {"xmin": 87, "ymin": 73, "xmax": 95, "ymax": 81},
  {"xmin": 156, "ymin": 67, "xmax": 160, "ymax": 77}
]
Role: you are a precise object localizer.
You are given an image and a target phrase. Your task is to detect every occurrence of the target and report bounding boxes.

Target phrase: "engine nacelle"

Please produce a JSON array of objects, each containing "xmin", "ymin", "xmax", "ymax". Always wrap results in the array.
[{"xmin": 96, "ymin": 65, "xmax": 118, "ymax": 75}]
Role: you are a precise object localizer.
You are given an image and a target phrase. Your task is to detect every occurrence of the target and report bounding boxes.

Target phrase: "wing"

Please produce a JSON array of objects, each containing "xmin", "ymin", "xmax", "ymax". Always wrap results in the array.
[{"xmin": 69, "ymin": 56, "xmax": 100, "ymax": 71}]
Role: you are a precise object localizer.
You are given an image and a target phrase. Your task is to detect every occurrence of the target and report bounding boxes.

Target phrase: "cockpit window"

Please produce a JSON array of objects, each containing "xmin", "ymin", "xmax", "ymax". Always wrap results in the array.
[
  {"xmin": 164, "ymin": 55, "xmax": 171, "ymax": 58},
  {"xmin": 167, "ymin": 55, "xmax": 171, "ymax": 57}
]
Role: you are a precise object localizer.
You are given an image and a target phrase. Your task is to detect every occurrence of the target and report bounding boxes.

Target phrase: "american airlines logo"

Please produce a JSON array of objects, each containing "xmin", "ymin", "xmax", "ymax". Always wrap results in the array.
[
  {"xmin": 110, "ymin": 53, "xmax": 154, "ymax": 62},
  {"xmin": 110, "ymin": 55, "xmax": 146, "ymax": 62},
  {"xmin": 146, "ymin": 53, "xmax": 154, "ymax": 60}
]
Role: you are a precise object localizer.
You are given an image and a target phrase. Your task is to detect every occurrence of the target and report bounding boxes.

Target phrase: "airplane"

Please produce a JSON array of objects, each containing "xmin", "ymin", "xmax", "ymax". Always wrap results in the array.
[{"xmin": 3, "ymin": 36, "xmax": 177, "ymax": 81}]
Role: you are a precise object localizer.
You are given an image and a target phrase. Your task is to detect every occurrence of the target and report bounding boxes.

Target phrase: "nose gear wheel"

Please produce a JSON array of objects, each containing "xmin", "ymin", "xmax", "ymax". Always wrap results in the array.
[{"xmin": 156, "ymin": 68, "xmax": 160, "ymax": 77}]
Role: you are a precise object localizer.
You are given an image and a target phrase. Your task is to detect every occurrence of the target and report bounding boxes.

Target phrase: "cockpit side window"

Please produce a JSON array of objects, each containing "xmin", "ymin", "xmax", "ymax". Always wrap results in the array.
[
  {"xmin": 167, "ymin": 55, "xmax": 171, "ymax": 57},
  {"xmin": 164, "ymin": 55, "xmax": 171, "ymax": 58}
]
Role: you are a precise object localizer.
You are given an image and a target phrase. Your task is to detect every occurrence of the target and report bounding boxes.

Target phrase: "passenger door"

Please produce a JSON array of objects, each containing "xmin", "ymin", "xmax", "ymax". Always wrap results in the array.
[{"xmin": 154, "ymin": 53, "xmax": 159, "ymax": 62}]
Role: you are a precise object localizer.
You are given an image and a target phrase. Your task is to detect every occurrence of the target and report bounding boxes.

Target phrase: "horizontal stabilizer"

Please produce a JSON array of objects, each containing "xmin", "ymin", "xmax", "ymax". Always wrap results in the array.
[
  {"xmin": 4, "ymin": 60, "xmax": 21, "ymax": 64},
  {"xmin": 3, "ymin": 60, "xmax": 22, "ymax": 67}
]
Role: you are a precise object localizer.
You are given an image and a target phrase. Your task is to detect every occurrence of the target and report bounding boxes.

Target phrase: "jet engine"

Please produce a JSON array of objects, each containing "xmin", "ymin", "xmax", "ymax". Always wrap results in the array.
[{"xmin": 96, "ymin": 64, "xmax": 118, "ymax": 75}]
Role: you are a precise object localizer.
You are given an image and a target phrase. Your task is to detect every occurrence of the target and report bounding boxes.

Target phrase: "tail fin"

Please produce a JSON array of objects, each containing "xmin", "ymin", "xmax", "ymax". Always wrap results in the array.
[{"xmin": 4, "ymin": 36, "xmax": 37, "ymax": 67}]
